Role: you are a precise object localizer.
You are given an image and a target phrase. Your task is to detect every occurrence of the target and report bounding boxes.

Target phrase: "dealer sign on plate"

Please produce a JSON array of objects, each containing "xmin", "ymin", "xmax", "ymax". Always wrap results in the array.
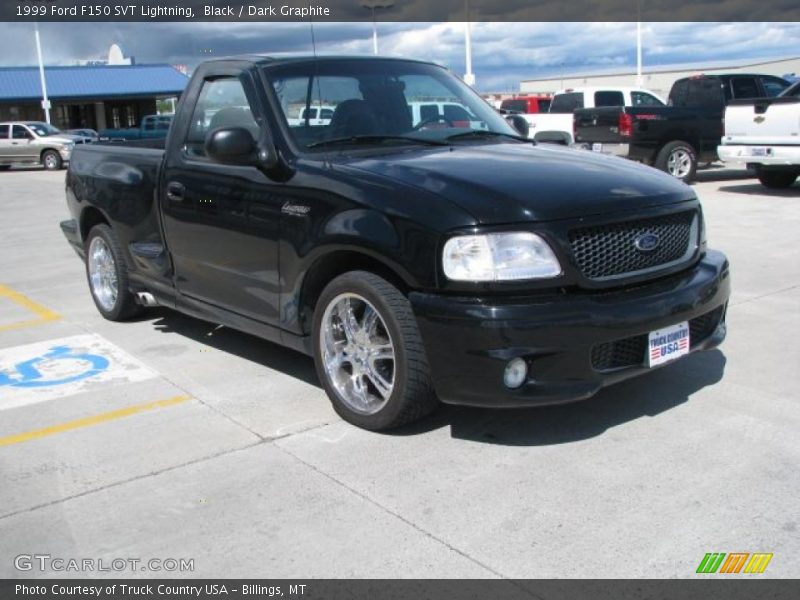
[{"xmin": 648, "ymin": 321, "xmax": 690, "ymax": 368}]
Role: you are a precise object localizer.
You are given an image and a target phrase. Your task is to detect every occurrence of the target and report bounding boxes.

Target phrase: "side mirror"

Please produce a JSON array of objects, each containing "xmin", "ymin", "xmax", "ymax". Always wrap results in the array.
[
  {"xmin": 205, "ymin": 127, "xmax": 256, "ymax": 165},
  {"xmin": 505, "ymin": 114, "xmax": 530, "ymax": 138},
  {"xmin": 205, "ymin": 127, "xmax": 280, "ymax": 171}
]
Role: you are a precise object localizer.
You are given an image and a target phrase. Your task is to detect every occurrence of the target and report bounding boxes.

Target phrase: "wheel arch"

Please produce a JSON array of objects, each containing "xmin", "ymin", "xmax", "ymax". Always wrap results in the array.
[
  {"xmin": 296, "ymin": 248, "xmax": 415, "ymax": 336},
  {"xmin": 79, "ymin": 206, "xmax": 111, "ymax": 242}
]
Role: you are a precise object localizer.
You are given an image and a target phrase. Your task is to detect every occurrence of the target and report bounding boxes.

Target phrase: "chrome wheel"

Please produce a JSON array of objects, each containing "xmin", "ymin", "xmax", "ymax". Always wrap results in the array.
[
  {"xmin": 88, "ymin": 236, "xmax": 118, "ymax": 312},
  {"xmin": 667, "ymin": 148, "xmax": 692, "ymax": 179},
  {"xmin": 320, "ymin": 293, "xmax": 395, "ymax": 415},
  {"xmin": 43, "ymin": 152, "xmax": 59, "ymax": 170}
]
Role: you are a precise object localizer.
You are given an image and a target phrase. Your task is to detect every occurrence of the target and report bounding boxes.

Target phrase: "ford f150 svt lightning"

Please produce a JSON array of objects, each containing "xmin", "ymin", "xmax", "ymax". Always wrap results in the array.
[{"xmin": 60, "ymin": 55, "xmax": 730, "ymax": 430}]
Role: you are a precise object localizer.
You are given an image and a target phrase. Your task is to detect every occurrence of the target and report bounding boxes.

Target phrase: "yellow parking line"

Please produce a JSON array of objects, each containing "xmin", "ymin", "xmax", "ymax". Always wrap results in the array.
[
  {"xmin": 0, "ymin": 395, "xmax": 191, "ymax": 448},
  {"xmin": 0, "ymin": 284, "xmax": 61, "ymax": 332}
]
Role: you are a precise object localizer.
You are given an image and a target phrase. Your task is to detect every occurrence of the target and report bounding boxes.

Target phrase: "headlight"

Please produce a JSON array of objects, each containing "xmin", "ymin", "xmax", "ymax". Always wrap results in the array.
[
  {"xmin": 443, "ymin": 232, "xmax": 562, "ymax": 281},
  {"xmin": 57, "ymin": 142, "xmax": 74, "ymax": 151}
]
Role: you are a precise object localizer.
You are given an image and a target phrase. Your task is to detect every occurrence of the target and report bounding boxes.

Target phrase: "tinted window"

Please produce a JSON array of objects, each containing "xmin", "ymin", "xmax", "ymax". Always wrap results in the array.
[
  {"xmin": 730, "ymin": 77, "xmax": 760, "ymax": 99},
  {"xmin": 550, "ymin": 93, "xmax": 584, "ymax": 113},
  {"xmin": 143, "ymin": 119, "xmax": 155, "ymax": 131},
  {"xmin": 320, "ymin": 108, "xmax": 334, "ymax": 119},
  {"xmin": 443, "ymin": 104, "xmax": 475, "ymax": 122},
  {"xmin": 760, "ymin": 76, "xmax": 790, "ymax": 97},
  {"xmin": 12, "ymin": 125, "xmax": 32, "ymax": 139},
  {"xmin": 0, "ymin": 125, "xmax": 8, "ymax": 138},
  {"xmin": 538, "ymin": 99, "xmax": 551, "ymax": 112},
  {"xmin": 785, "ymin": 82, "xmax": 800, "ymax": 98},
  {"xmin": 669, "ymin": 80, "xmax": 689, "ymax": 106},
  {"xmin": 684, "ymin": 79, "xmax": 724, "ymax": 107},
  {"xmin": 186, "ymin": 77, "xmax": 258, "ymax": 157},
  {"xmin": 501, "ymin": 99, "xmax": 527, "ymax": 113},
  {"xmin": 594, "ymin": 91, "xmax": 624, "ymax": 107},
  {"xmin": 631, "ymin": 92, "xmax": 664, "ymax": 107}
]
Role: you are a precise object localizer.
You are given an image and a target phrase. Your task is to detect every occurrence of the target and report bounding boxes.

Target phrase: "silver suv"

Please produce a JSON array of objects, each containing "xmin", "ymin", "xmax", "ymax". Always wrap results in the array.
[{"xmin": 0, "ymin": 122, "xmax": 92, "ymax": 171}]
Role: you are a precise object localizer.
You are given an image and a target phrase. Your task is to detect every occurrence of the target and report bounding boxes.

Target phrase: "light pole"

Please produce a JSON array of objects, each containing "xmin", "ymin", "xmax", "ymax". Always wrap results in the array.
[
  {"xmin": 463, "ymin": 0, "xmax": 475, "ymax": 87},
  {"xmin": 360, "ymin": 1, "xmax": 394, "ymax": 55},
  {"xmin": 34, "ymin": 24, "xmax": 51, "ymax": 124},
  {"xmin": 636, "ymin": 0, "xmax": 643, "ymax": 87}
]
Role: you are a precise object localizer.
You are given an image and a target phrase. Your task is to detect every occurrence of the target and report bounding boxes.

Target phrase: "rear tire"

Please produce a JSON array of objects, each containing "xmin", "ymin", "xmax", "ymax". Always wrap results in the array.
[
  {"xmin": 312, "ymin": 271, "xmax": 438, "ymax": 431},
  {"xmin": 757, "ymin": 168, "xmax": 798, "ymax": 189},
  {"xmin": 655, "ymin": 140, "xmax": 697, "ymax": 183},
  {"xmin": 85, "ymin": 224, "xmax": 143, "ymax": 321},
  {"xmin": 41, "ymin": 149, "xmax": 63, "ymax": 171}
]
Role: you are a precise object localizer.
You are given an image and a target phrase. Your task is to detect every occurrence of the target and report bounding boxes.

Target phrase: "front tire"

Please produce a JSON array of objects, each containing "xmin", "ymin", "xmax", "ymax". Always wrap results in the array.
[
  {"xmin": 312, "ymin": 271, "xmax": 438, "ymax": 431},
  {"xmin": 655, "ymin": 140, "xmax": 697, "ymax": 183},
  {"xmin": 757, "ymin": 168, "xmax": 798, "ymax": 189},
  {"xmin": 41, "ymin": 149, "xmax": 63, "ymax": 171},
  {"xmin": 85, "ymin": 224, "xmax": 142, "ymax": 321}
]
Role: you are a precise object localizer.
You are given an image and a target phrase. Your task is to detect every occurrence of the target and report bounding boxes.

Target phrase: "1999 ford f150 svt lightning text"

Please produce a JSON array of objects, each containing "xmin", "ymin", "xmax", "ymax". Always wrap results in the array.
[{"xmin": 61, "ymin": 56, "xmax": 730, "ymax": 430}]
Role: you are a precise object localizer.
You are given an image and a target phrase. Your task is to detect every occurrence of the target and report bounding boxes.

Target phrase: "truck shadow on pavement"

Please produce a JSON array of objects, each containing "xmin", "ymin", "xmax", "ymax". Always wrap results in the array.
[
  {"xmin": 147, "ymin": 310, "xmax": 320, "ymax": 387},
  {"xmin": 145, "ymin": 309, "xmax": 725, "ymax": 446},
  {"xmin": 395, "ymin": 349, "xmax": 727, "ymax": 446},
  {"xmin": 693, "ymin": 167, "xmax": 754, "ymax": 184},
  {"xmin": 718, "ymin": 183, "xmax": 799, "ymax": 196}
]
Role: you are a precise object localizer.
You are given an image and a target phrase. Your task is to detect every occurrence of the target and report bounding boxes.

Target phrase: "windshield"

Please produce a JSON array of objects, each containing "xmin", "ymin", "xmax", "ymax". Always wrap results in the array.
[
  {"xmin": 266, "ymin": 59, "xmax": 517, "ymax": 151},
  {"xmin": 25, "ymin": 122, "xmax": 62, "ymax": 137}
]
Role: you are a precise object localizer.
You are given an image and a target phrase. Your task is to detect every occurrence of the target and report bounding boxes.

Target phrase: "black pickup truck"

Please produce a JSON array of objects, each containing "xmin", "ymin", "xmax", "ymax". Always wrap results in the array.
[
  {"xmin": 61, "ymin": 55, "xmax": 730, "ymax": 430},
  {"xmin": 574, "ymin": 73, "xmax": 791, "ymax": 182}
]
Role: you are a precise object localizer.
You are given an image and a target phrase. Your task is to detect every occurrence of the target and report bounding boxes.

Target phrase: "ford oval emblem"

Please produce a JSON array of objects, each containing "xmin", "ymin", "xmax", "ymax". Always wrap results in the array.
[{"xmin": 634, "ymin": 232, "xmax": 660, "ymax": 252}]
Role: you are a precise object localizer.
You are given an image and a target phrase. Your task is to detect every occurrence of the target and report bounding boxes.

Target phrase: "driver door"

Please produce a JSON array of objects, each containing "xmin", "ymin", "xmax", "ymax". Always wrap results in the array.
[{"xmin": 160, "ymin": 67, "xmax": 284, "ymax": 325}]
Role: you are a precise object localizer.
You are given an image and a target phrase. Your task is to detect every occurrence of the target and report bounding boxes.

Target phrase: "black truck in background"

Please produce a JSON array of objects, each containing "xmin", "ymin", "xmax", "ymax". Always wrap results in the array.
[
  {"xmin": 574, "ymin": 73, "xmax": 791, "ymax": 182},
  {"xmin": 60, "ymin": 55, "xmax": 730, "ymax": 431}
]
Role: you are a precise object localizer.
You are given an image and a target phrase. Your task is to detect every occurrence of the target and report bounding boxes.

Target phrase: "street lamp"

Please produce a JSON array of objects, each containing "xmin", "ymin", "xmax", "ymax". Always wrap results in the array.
[
  {"xmin": 360, "ymin": 1, "xmax": 394, "ymax": 55},
  {"xmin": 463, "ymin": 0, "xmax": 475, "ymax": 87}
]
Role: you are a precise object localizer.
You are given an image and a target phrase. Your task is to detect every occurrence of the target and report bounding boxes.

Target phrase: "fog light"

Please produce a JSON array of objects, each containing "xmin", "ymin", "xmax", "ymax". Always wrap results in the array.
[{"xmin": 503, "ymin": 358, "xmax": 528, "ymax": 389}]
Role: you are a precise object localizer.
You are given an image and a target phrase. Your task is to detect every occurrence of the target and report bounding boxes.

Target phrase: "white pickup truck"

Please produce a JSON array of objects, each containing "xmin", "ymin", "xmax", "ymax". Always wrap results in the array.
[
  {"xmin": 718, "ymin": 80, "xmax": 800, "ymax": 188},
  {"xmin": 523, "ymin": 87, "xmax": 665, "ymax": 145}
]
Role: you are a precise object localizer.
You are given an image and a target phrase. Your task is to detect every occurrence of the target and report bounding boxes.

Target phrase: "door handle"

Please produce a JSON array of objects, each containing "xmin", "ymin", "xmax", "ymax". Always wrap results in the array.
[{"xmin": 165, "ymin": 182, "xmax": 185, "ymax": 203}]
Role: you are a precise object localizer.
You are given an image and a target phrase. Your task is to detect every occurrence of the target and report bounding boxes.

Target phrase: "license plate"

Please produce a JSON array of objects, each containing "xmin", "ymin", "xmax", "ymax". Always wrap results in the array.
[
  {"xmin": 750, "ymin": 147, "xmax": 772, "ymax": 157},
  {"xmin": 592, "ymin": 143, "xmax": 603, "ymax": 152},
  {"xmin": 648, "ymin": 321, "xmax": 690, "ymax": 368}
]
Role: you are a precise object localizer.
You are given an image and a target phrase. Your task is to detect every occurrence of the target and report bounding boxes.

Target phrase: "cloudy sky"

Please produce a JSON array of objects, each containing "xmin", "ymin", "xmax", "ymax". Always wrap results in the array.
[{"xmin": 0, "ymin": 21, "xmax": 797, "ymax": 91}]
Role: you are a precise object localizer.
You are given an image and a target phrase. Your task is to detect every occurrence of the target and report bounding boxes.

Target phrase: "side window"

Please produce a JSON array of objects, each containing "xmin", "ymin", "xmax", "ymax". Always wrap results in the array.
[
  {"xmin": 143, "ymin": 119, "xmax": 155, "ymax": 131},
  {"xmin": 157, "ymin": 117, "xmax": 171, "ymax": 130},
  {"xmin": 12, "ymin": 125, "xmax": 32, "ymax": 140},
  {"xmin": 538, "ymin": 99, "xmax": 551, "ymax": 112},
  {"xmin": 186, "ymin": 77, "xmax": 259, "ymax": 158},
  {"xmin": 730, "ymin": 77, "xmax": 760, "ymax": 99},
  {"xmin": 594, "ymin": 91, "xmax": 624, "ymax": 107},
  {"xmin": 419, "ymin": 104, "xmax": 440, "ymax": 122},
  {"xmin": 686, "ymin": 79, "xmax": 724, "ymax": 107},
  {"xmin": 631, "ymin": 92, "xmax": 664, "ymax": 107},
  {"xmin": 550, "ymin": 93, "xmax": 584, "ymax": 113},
  {"xmin": 760, "ymin": 77, "xmax": 789, "ymax": 97},
  {"xmin": 0, "ymin": 125, "xmax": 8, "ymax": 138}
]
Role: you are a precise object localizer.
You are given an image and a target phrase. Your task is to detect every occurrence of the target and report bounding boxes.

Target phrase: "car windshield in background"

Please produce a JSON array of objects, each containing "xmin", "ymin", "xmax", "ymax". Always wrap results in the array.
[
  {"xmin": 265, "ymin": 59, "xmax": 517, "ymax": 151},
  {"xmin": 25, "ymin": 122, "xmax": 62, "ymax": 137}
]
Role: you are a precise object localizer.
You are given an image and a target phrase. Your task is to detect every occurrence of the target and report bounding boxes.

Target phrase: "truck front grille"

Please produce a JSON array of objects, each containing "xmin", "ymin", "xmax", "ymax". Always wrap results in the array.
[
  {"xmin": 569, "ymin": 210, "xmax": 698, "ymax": 281},
  {"xmin": 590, "ymin": 305, "xmax": 725, "ymax": 372}
]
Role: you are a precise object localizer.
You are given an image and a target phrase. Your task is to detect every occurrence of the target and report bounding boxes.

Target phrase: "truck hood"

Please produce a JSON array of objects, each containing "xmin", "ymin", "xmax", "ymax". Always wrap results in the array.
[{"xmin": 338, "ymin": 142, "xmax": 696, "ymax": 224}]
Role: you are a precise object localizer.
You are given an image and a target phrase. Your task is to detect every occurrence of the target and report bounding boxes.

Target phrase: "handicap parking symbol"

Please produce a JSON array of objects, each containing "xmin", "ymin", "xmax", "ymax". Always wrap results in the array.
[
  {"xmin": 0, "ymin": 334, "xmax": 158, "ymax": 411},
  {"xmin": 0, "ymin": 345, "xmax": 110, "ymax": 389}
]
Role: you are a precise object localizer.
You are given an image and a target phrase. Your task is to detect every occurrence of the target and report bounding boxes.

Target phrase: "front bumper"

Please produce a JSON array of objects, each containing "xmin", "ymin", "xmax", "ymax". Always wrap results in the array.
[
  {"xmin": 410, "ymin": 250, "xmax": 730, "ymax": 407},
  {"xmin": 718, "ymin": 143, "xmax": 800, "ymax": 167}
]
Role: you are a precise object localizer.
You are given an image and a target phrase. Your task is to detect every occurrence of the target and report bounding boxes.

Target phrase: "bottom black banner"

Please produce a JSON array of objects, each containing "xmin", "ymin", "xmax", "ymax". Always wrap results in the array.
[{"xmin": 2, "ymin": 579, "xmax": 799, "ymax": 600}]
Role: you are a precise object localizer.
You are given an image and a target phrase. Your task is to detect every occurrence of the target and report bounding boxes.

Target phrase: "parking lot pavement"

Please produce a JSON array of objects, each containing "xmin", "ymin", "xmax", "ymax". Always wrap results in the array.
[{"xmin": 0, "ymin": 167, "xmax": 798, "ymax": 579}]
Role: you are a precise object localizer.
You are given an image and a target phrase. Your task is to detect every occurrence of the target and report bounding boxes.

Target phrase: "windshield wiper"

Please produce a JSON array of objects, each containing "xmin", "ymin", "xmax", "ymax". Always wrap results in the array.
[
  {"xmin": 445, "ymin": 130, "xmax": 530, "ymax": 143},
  {"xmin": 306, "ymin": 135, "xmax": 450, "ymax": 149}
]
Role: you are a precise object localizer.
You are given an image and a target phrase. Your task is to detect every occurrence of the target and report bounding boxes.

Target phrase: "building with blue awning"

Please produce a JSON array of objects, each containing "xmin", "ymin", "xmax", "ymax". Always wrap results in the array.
[{"xmin": 0, "ymin": 64, "xmax": 189, "ymax": 130}]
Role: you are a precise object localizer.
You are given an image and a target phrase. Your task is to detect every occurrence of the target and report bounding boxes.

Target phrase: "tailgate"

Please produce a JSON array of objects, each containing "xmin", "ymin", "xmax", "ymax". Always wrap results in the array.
[
  {"xmin": 574, "ymin": 107, "xmax": 625, "ymax": 144},
  {"xmin": 723, "ymin": 97, "xmax": 800, "ymax": 145}
]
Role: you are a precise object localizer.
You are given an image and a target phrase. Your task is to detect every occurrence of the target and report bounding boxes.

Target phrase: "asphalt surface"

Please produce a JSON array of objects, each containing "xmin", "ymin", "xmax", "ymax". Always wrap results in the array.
[{"xmin": 0, "ymin": 164, "xmax": 797, "ymax": 579}]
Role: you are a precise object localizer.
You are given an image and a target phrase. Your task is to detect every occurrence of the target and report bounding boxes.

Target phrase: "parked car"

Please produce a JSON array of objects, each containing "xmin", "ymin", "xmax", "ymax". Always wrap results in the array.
[
  {"xmin": 408, "ymin": 101, "xmax": 488, "ymax": 129},
  {"xmin": 286, "ymin": 105, "xmax": 335, "ymax": 126},
  {"xmin": 99, "ymin": 114, "xmax": 173, "ymax": 141},
  {"xmin": 525, "ymin": 87, "xmax": 665, "ymax": 145},
  {"xmin": 0, "ymin": 121, "xmax": 90, "ymax": 170},
  {"xmin": 500, "ymin": 95, "xmax": 552, "ymax": 115},
  {"xmin": 573, "ymin": 73, "xmax": 791, "ymax": 182},
  {"xmin": 718, "ymin": 80, "xmax": 800, "ymax": 188},
  {"xmin": 60, "ymin": 55, "xmax": 730, "ymax": 431}
]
